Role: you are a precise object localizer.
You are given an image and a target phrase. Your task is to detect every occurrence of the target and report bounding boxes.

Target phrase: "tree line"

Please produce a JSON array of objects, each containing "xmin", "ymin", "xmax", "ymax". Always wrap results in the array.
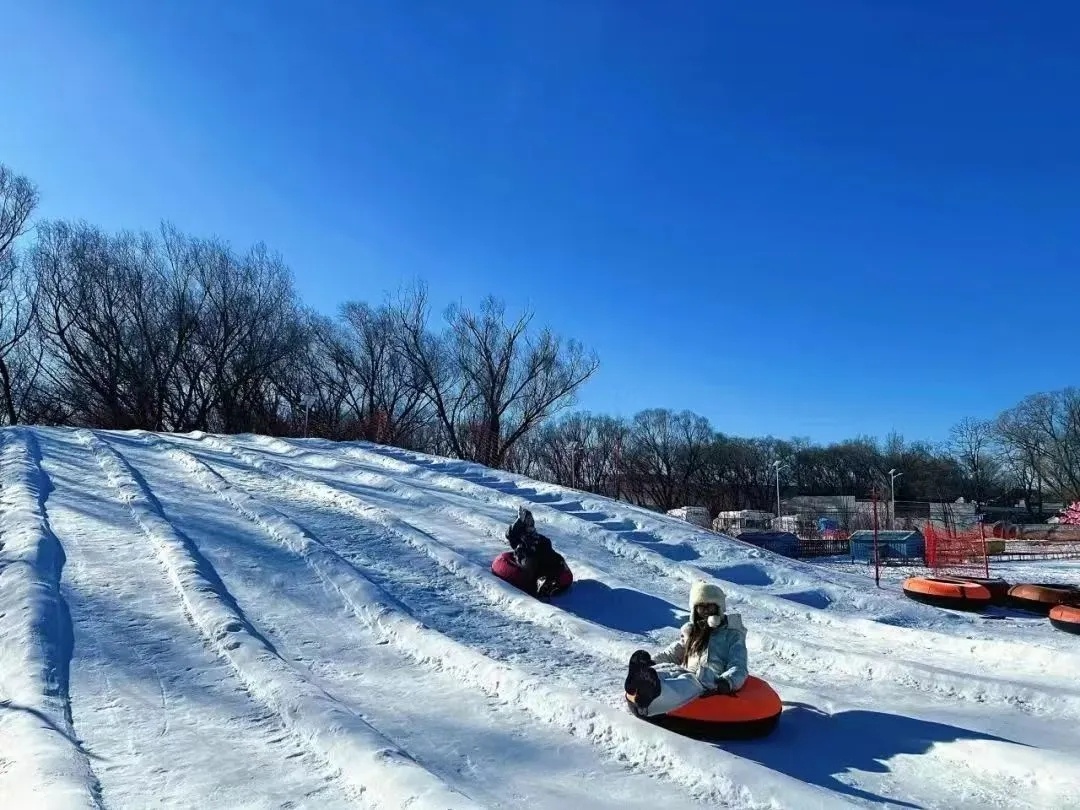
[{"xmin": 1, "ymin": 162, "xmax": 1076, "ymax": 518}]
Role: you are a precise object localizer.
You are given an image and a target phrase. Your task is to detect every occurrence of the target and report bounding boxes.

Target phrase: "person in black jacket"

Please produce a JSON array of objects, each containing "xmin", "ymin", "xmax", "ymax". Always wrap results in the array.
[{"xmin": 505, "ymin": 506, "xmax": 571, "ymax": 597}]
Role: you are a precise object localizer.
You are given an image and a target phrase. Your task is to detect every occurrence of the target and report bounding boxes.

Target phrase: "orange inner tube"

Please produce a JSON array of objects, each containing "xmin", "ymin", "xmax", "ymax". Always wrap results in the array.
[
  {"xmin": 665, "ymin": 675, "xmax": 781, "ymax": 723},
  {"xmin": 902, "ymin": 576, "xmax": 992, "ymax": 601},
  {"xmin": 1008, "ymin": 583, "xmax": 1080, "ymax": 607},
  {"xmin": 1049, "ymin": 604, "xmax": 1080, "ymax": 624}
]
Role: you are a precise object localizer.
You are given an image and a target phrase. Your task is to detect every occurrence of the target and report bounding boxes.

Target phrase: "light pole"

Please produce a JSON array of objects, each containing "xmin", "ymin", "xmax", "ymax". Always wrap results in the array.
[
  {"xmin": 888, "ymin": 468, "xmax": 902, "ymax": 529},
  {"xmin": 772, "ymin": 460, "xmax": 787, "ymax": 529}
]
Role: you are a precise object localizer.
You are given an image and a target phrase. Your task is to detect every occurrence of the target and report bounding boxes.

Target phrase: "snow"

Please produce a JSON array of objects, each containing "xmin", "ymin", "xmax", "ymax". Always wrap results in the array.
[{"xmin": 1, "ymin": 426, "xmax": 1078, "ymax": 809}]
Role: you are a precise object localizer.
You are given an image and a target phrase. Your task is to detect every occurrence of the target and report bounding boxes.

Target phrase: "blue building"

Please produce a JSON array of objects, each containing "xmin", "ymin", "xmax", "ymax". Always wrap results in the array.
[{"xmin": 849, "ymin": 530, "xmax": 925, "ymax": 563}]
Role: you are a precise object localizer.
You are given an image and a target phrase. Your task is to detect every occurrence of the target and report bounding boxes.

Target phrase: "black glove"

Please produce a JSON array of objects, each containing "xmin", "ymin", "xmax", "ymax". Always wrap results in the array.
[{"xmin": 712, "ymin": 678, "xmax": 732, "ymax": 695}]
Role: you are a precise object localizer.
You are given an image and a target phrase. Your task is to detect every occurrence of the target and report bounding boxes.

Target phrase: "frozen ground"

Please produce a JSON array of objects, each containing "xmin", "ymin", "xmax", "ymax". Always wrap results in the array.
[{"xmin": 2, "ymin": 426, "xmax": 1079, "ymax": 809}]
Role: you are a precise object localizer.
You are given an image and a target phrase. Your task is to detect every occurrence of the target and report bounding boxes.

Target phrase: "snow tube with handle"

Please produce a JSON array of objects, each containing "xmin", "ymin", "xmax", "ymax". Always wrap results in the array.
[
  {"xmin": 626, "ymin": 675, "xmax": 781, "ymax": 740},
  {"xmin": 1049, "ymin": 604, "xmax": 1080, "ymax": 635},
  {"xmin": 1007, "ymin": 583, "xmax": 1080, "ymax": 615},
  {"xmin": 901, "ymin": 576, "xmax": 992, "ymax": 610}
]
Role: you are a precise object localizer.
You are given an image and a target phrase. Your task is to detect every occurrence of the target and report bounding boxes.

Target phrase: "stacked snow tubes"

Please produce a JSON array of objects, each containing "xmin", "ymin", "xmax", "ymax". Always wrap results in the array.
[
  {"xmin": 1049, "ymin": 605, "xmax": 1080, "ymax": 635},
  {"xmin": 934, "ymin": 575, "xmax": 1011, "ymax": 605},
  {"xmin": 1006, "ymin": 583, "xmax": 1080, "ymax": 615},
  {"xmin": 901, "ymin": 576, "xmax": 993, "ymax": 611},
  {"xmin": 626, "ymin": 676, "xmax": 782, "ymax": 740}
]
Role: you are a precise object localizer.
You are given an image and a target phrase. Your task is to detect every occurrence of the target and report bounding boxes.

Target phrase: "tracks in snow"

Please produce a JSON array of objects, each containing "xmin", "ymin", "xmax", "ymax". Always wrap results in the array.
[
  {"xmin": 0, "ymin": 428, "xmax": 103, "ymax": 810},
  {"xmin": 342, "ymin": 442, "xmax": 1080, "ymax": 693},
  {"xmin": 81, "ymin": 429, "xmax": 481, "ymax": 810},
  {"xmin": 150, "ymin": 431, "xmax": 846, "ymax": 809},
  {"xmin": 213, "ymin": 434, "xmax": 1080, "ymax": 726}
]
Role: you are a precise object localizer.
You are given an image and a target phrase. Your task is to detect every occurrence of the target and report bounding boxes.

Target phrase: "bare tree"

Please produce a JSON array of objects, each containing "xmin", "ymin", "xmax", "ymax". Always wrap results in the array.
[
  {"xmin": 0, "ymin": 164, "xmax": 41, "ymax": 424},
  {"xmin": 948, "ymin": 416, "xmax": 1001, "ymax": 502},
  {"xmin": 184, "ymin": 239, "xmax": 306, "ymax": 433},
  {"xmin": 995, "ymin": 389, "xmax": 1080, "ymax": 504},
  {"xmin": 390, "ymin": 282, "xmax": 598, "ymax": 468}
]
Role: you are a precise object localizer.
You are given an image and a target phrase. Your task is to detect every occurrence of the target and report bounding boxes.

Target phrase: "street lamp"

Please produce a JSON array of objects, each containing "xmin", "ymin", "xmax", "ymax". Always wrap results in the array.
[
  {"xmin": 888, "ymin": 468, "xmax": 902, "ymax": 529},
  {"xmin": 772, "ymin": 460, "xmax": 788, "ymax": 529}
]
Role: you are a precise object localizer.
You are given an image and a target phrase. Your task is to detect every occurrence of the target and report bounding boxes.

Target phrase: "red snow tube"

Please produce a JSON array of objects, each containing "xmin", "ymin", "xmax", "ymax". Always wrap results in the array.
[
  {"xmin": 490, "ymin": 552, "xmax": 574, "ymax": 598},
  {"xmin": 491, "ymin": 551, "xmax": 534, "ymax": 592},
  {"xmin": 901, "ymin": 576, "xmax": 991, "ymax": 610},
  {"xmin": 1049, "ymin": 604, "xmax": 1080, "ymax": 635},
  {"xmin": 626, "ymin": 675, "xmax": 782, "ymax": 740}
]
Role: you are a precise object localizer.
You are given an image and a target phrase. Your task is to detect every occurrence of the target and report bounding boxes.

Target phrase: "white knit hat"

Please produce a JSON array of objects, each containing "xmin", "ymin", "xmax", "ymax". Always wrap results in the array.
[{"xmin": 689, "ymin": 580, "xmax": 727, "ymax": 628}]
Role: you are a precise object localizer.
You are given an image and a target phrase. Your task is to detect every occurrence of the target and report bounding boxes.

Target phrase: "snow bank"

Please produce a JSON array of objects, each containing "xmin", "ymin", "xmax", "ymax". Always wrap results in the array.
[
  {"xmin": 79, "ymin": 429, "xmax": 481, "ymax": 810},
  {"xmin": 176, "ymin": 433, "xmax": 854, "ymax": 809},
  {"xmin": 0, "ymin": 428, "xmax": 103, "ymax": 810}
]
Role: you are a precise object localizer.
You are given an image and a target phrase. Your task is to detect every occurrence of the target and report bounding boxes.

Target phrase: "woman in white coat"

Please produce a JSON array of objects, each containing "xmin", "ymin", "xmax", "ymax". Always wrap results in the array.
[{"xmin": 625, "ymin": 581, "xmax": 749, "ymax": 717}]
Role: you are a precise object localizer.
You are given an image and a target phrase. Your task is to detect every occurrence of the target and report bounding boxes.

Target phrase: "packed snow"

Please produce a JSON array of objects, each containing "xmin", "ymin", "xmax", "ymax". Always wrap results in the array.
[{"xmin": 1, "ymin": 426, "xmax": 1079, "ymax": 809}]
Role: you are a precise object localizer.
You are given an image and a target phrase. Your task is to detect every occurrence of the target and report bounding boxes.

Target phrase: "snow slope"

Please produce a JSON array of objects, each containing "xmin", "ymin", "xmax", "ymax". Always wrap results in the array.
[{"xmin": 1, "ymin": 426, "xmax": 1078, "ymax": 809}]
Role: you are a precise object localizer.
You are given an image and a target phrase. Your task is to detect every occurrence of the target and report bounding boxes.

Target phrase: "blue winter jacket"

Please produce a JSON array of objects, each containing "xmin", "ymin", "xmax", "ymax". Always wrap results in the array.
[{"xmin": 651, "ymin": 613, "xmax": 749, "ymax": 691}]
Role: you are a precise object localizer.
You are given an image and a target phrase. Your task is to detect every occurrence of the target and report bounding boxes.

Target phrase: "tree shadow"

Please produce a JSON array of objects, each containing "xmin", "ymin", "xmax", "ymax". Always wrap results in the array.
[
  {"xmin": 725, "ymin": 701, "xmax": 1026, "ymax": 808},
  {"xmin": 557, "ymin": 580, "xmax": 683, "ymax": 634},
  {"xmin": 0, "ymin": 700, "xmax": 108, "ymax": 762}
]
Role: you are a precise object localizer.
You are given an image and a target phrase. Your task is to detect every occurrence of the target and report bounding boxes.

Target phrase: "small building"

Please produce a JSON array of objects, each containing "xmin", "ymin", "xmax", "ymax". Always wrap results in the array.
[
  {"xmin": 849, "ymin": 530, "xmax": 925, "ymax": 563},
  {"xmin": 666, "ymin": 506, "xmax": 712, "ymax": 530},
  {"xmin": 737, "ymin": 531, "xmax": 800, "ymax": 558}
]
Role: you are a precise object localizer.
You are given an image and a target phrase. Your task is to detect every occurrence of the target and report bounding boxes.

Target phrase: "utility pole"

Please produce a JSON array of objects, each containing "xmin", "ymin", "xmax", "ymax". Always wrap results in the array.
[
  {"xmin": 772, "ymin": 460, "xmax": 787, "ymax": 530},
  {"xmin": 888, "ymin": 468, "xmax": 902, "ymax": 530}
]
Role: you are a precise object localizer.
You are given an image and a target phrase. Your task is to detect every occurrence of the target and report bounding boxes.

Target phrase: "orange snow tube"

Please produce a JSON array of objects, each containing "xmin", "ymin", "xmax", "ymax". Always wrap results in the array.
[
  {"xmin": 901, "ymin": 576, "xmax": 992, "ymax": 610},
  {"xmin": 1049, "ymin": 604, "xmax": 1080, "ymax": 635},
  {"xmin": 626, "ymin": 675, "xmax": 782, "ymax": 740},
  {"xmin": 933, "ymin": 575, "xmax": 1011, "ymax": 605},
  {"xmin": 1008, "ymin": 583, "xmax": 1080, "ymax": 615}
]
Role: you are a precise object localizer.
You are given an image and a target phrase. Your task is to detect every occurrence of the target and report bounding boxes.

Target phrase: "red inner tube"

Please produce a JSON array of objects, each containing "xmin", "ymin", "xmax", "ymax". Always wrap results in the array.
[{"xmin": 627, "ymin": 675, "xmax": 782, "ymax": 740}]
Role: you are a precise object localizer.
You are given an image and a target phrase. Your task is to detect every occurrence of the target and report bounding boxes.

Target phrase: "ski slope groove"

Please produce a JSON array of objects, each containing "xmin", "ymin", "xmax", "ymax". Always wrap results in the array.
[{"xmin": 1, "ymin": 426, "xmax": 1078, "ymax": 809}]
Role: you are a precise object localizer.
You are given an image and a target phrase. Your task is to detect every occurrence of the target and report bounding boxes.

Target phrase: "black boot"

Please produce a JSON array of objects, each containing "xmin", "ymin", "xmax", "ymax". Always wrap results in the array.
[{"xmin": 626, "ymin": 665, "xmax": 661, "ymax": 714}]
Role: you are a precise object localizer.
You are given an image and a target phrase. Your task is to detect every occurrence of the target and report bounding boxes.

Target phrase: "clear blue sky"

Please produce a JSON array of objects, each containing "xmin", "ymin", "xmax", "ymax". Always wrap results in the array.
[{"xmin": 3, "ymin": 1, "xmax": 1077, "ymax": 445}]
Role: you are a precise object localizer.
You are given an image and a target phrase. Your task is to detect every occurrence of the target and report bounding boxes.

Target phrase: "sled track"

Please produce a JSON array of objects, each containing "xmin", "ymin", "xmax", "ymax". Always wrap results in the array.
[
  {"xmin": 0, "ymin": 428, "xmax": 104, "ymax": 810},
  {"xmin": 339, "ymin": 440, "xmax": 1080, "ymax": 677},
  {"xmin": 208, "ymin": 434, "xmax": 1080, "ymax": 724},
  {"xmin": 146, "ymin": 432, "xmax": 845, "ymax": 809},
  {"xmin": 82, "ymin": 430, "xmax": 483, "ymax": 810}
]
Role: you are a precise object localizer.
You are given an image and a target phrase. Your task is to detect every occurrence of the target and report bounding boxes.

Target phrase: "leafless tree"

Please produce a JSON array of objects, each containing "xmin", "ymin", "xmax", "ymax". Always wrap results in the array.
[
  {"xmin": 185, "ymin": 239, "xmax": 306, "ymax": 433},
  {"xmin": 32, "ymin": 220, "xmax": 198, "ymax": 429},
  {"xmin": 0, "ymin": 163, "xmax": 41, "ymax": 423},
  {"xmin": 947, "ymin": 416, "xmax": 1002, "ymax": 502},
  {"xmin": 994, "ymin": 389, "xmax": 1080, "ymax": 503},
  {"xmin": 390, "ymin": 282, "xmax": 598, "ymax": 468}
]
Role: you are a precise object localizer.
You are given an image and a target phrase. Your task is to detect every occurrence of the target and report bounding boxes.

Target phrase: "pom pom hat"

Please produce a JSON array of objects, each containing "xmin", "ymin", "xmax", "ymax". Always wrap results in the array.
[{"xmin": 690, "ymin": 580, "xmax": 727, "ymax": 628}]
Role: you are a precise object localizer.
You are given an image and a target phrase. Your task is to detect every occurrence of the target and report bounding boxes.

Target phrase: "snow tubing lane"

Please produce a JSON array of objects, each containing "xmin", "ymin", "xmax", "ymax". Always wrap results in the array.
[
  {"xmin": 934, "ymin": 575, "xmax": 1011, "ymax": 605},
  {"xmin": 1008, "ymin": 583, "xmax": 1080, "ymax": 615},
  {"xmin": 901, "ymin": 576, "xmax": 992, "ymax": 610},
  {"xmin": 1049, "ymin": 604, "xmax": 1080, "ymax": 635},
  {"xmin": 626, "ymin": 676, "xmax": 782, "ymax": 741}
]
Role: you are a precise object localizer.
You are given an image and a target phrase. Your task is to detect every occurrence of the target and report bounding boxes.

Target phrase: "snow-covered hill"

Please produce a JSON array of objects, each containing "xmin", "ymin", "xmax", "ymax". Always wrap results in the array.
[{"xmin": 2, "ymin": 426, "xmax": 1079, "ymax": 809}]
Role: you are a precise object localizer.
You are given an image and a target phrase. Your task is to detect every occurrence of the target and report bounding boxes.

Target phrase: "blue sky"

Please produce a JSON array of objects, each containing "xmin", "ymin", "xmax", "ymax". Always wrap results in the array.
[{"xmin": 3, "ymin": 1, "xmax": 1077, "ymax": 444}]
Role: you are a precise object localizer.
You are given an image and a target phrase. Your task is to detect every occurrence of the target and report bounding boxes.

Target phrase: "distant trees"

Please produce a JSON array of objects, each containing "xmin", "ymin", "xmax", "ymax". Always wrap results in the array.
[
  {"xmin": 0, "ymin": 164, "xmax": 41, "ymax": 425},
  {"xmin": 1, "ymin": 158, "xmax": 1075, "ymax": 519}
]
